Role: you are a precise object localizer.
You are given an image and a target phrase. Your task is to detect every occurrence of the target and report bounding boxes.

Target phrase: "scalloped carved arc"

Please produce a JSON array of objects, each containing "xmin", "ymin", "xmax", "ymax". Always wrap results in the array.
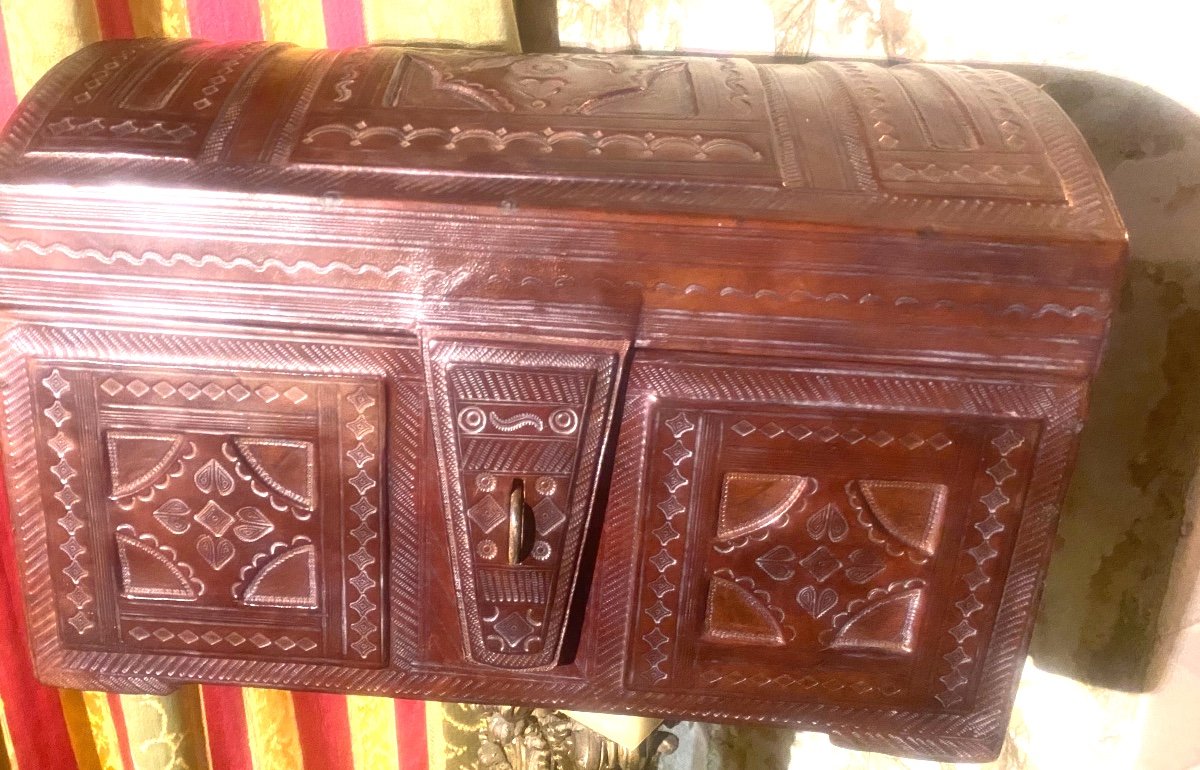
[
  {"xmin": 240, "ymin": 542, "xmax": 318, "ymax": 609},
  {"xmin": 717, "ymin": 473, "xmax": 810, "ymax": 541},
  {"xmin": 115, "ymin": 530, "xmax": 200, "ymax": 601},
  {"xmin": 106, "ymin": 430, "xmax": 186, "ymax": 499},
  {"xmin": 233, "ymin": 438, "xmax": 316, "ymax": 510},
  {"xmin": 852, "ymin": 480, "xmax": 948, "ymax": 557},
  {"xmin": 701, "ymin": 575, "xmax": 784, "ymax": 647},
  {"xmin": 830, "ymin": 587, "xmax": 925, "ymax": 655}
]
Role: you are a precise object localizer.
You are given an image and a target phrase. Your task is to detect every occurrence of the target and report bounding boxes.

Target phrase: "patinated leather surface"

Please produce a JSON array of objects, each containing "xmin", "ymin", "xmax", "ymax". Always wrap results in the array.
[{"xmin": 0, "ymin": 40, "xmax": 1125, "ymax": 762}]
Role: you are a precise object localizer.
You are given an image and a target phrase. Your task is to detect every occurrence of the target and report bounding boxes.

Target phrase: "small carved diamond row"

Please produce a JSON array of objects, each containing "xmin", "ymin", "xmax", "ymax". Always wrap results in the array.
[
  {"xmin": 127, "ymin": 626, "xmax": 317, "ymax": 652},
  {"xmin": 99, "ymin": 376, "xmax": 308, "ymax": 404},
  {"xmin": 345, "ymin": 387, "xmax": 379, "ymax": 659},
  {"xmin": 728, "ymin": 419, "xmax": 952, "ymax": 451},
  {"xmin": 642, "ymin": 411, "xmax": 695, "ymax": 682},
  {"xmin": 936, "ymin": 428, "xmax": 1023, "ymax": 706},
  {"xmin": 42, "ymin": 369, "xmax": 94, "ymax": 634}
]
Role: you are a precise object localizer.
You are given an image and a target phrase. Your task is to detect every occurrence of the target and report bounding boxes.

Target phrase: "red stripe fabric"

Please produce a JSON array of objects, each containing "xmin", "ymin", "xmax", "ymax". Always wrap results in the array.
[
  {"xmin": 106, "ymin": 692, "xmax": 138, "ymax": 770},
  {"xmin": 200, "ymin": 686, "xmax": 255, "ymax": 770},
  {"xmin": 321, "ymin": 0, "xmax": 366, "ymax": 48},
  {"xmin": 0, "ymin": 468, "xmax": 80, "ymax": 770},
  {"xmin": 394, "ymin": 699, "xmax": 428, "ymax": 770},
  {"xmin": 0, "ymin": 2, "xmax": 18, "ymax": 135},
  {"xmin": 187, "ymin": 0, "xmax": 263, "ymax": 42},
  {"xmin": 92, "ymin": 0, "xmax": 136, "ymax": 39},
  {"xmin": 291, "ymin": 692, "xmax": 355, "ymax": 770}
]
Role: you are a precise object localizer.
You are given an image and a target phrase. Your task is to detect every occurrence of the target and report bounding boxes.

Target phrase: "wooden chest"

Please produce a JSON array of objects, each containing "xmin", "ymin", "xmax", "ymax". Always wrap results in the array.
[{"xmin": 0, "ymin": 40, "xmax": 1125, "ymax": 761}]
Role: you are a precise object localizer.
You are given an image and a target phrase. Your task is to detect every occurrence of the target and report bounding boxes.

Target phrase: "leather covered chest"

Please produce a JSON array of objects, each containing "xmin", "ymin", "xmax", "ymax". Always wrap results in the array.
[{"xmin": 0, "ymin": 40, "xmax": 1125, "ymax": 762}]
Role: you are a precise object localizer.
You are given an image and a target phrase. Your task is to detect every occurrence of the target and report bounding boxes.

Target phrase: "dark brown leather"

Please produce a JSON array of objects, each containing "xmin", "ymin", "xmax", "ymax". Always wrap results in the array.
[{"xmin": 0, "ymin": 39, "xmax": 1125, "ymax": 762}]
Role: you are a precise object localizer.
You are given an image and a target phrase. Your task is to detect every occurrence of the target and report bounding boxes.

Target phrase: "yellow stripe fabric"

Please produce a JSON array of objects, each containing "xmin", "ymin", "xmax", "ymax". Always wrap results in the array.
[
  {"xmin": 241, "ymin": 689, "xmax": 304, "ymax": 770},
  {"xmin": 0, "ymin": 694, "xmax": 17, "ymax": 770},
  {"xmin": 60, "ymin": 690, "xmax": 105, "ymax": 770},
  {"xmin": 424, "ymin": 701, "xmax": 446, "ymax": 770},
  {"xmin": 0, "ymin": 0, "xmax": 101, "ymax": 98},
  {"xmin": 259, "ymin": 0, "xmax": 326, "ymax": 47},
  {"xmin": 362, "ymin": 0, "xmax": 519, "ymax": 50},
  {"xmin": 80, "ymin": 692, "xmax": 126, "ymax": 770},
  {"xmin": 129, "ymin": 0, "xmax": 191, "ymax": 38},
  {"xmin": 119, "ymin": 691, "xmax": 209, "ymax": 770},
  {"xmin": 346, "ymin": 695, "xmax": 400, "ymax": 770}
]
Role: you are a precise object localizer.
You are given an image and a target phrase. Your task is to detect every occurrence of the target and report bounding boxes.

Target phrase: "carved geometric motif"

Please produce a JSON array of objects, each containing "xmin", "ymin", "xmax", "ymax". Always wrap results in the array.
[
  {"xmin": 631, "ymin": 398, "xmax": 1037, "ymax": 709},
  {"xmin": 30, "ymin": 358, "xmax": 388, "ymax": 666}
]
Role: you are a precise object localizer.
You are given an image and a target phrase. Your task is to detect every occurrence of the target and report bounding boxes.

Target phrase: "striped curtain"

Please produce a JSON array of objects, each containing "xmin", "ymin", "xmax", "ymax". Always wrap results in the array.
[
  {"xmin": 0, "ymin": 5, "xmax": 518, "ymax": 768},
  {"xmin": 0, "ymin": 0, "xmax": 520, "ymax": 121}
]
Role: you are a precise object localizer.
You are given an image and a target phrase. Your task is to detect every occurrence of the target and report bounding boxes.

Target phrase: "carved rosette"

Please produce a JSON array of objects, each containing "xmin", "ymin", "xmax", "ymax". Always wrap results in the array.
[{"xmin": 423, "ymin": 335, "xmax": 626, "ymax": 669}]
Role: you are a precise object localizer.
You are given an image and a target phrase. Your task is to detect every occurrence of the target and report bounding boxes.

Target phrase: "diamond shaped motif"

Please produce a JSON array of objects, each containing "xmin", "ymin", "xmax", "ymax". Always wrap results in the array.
[
  {"xmin": 352, "ymin": 617, "xmax": 376, "ymax": 636},
  {"xmin": 649, "ymin": 549, "xmax": 677, "ymax": 572},
  {"xmin": 975, "ymin": 515, "xmax": 1004, "ymax": 540},
  {"xmin": 967, "ymin": 541, "xmax": 998, "ymax": 566},
  {"xmin": 468, "ymin": 495, "xmax": 506, "ymax": 533},
  {"xmin": 928, "ymin": 433, "xmax": 953, "ymax": 451},
  {"xmin": 99, "ymin": 378, "xmax": 123, "ymax": 396},
  {"xmin": 42, "ymin": 369, "xmax": 70, "ymax": 397},
  {"xmin": 347, "ymin": 442, "xmax": 375, "ymax": 468},
  {"xmin": 178, "ymin": 383, "xmax": 202, "ymax": 400},
  {"xmin": 350, "ymin": 497, "xmax": 377, "ymax": 519},
  {"xmin": 62, "ymin": 560, "xmax": 87, "ymax": 584},
  {"xmin": 869, "ymin": 431, "xmax": 894, "ymax": 447},
  {"xmin": 842, "ymin": 429, "xmax": 866, "ymax": 445},
  {"xmin": 944, "ymin": 647, "xmax": 971, "ymax": 668},
  {"xmin": 126, "ymin": 380, "xmax": 150, "ymax": 398},
  {"xmin": 225, "ymin": 632, "xmax": 246, "ymax": 646},
  {"xmin": 351, "ymin": 637, "xmax": 378, "ymax": 657},
  {"xmin": 787, "ymin": 424, "xmax": 813, "ymax": 440},
  {"xmin": 349, "ymin": 572, "xmax": 376, "ymax": 594},
  {"xmin": 67, "ymin": 613, "xmax": 93, "ymax": 633},
  {"xmin": 350, "ymin": 520, "xmax": 376, "ymax": 545},
  {"xmin": 533, "ymin": 497, "xmax": 566, "ymax": 536},
  {"xmin": 250, "ymin": 634, "xmax": 272, "ymax": 649},
  {"xmin": 44, "ymin": 401, "xmax": 70, "ymax": 427},
  {"xmin": 153, "ymin": 382, "xmax": 177, "ymax": 398},
  {"xmin": 986, "ymin": 459, "xmax": 1016, "ymax": 485},
  {"xmin": 663, "ymin": 440, "xmax": 693, "ymax": 466},
  {"xmin": 195, "ymin": 500, "xmax": 234, "ymax": 536},
  {"xmin": 642, "ymin": 627, "xmax": 669, "ymax": 649},
  {"xmin": 657, "ymin": 496, "xmax": 685, "ymax": 519},
  {"xmin": 648, "ymin": 574, "xmax": 674, "ymax": 598},
  {"xmin": 347, "ymin": 389, "xmax": 376, "ymax": 412},
  {"xmin": 948, "ymin": 619, "xmax": 977, "ymax": 644},
  {"xmin": 153, "ymin": 628, "xmax": 175, "ymax": 641},
  {"xmin": 731, "ymin": 420, "xmax": 755, "ymax": 437},
  {"xmin": 645, "ymin": 600, "xmax": 671, "ymax": 624},
  {"xmin": 348, "ymin": 470, "xmax": 376, "ymax": 495},
  {"xmin": 51, "ymin": 459, "xmax": 76, "ymax": 484},
  {"xmin": 348, "ymin": 547, "xmax": 375, "ymax": 570},
  {"xmin": 963, "ymin": 568, "xmax": 989, "ymax": 591},
  {"xmin": 201, "ymin": 631, "xmax": 222, "ymax": 645},
  {"xmin": 57, "ymin": 511, "xmax": 84, "ymax": 536},
  {"xmin": 227, "ymin": 384, "xmax": 251, "ymax": 401},
  {"xmin": 129, "ymin": 627, "xmax": 151, "ymax": 641},
  {"xmin": 59, "ymin": 537, "xmax": 85, "ymax": 560},
  {"xmin": 66, "ymin": 585, "xmax": 91, "ymax": 609},
  {"xmin": 298, "ymin": 638, "xmax": 317, "ymax": 652},
  {"xmin": 255, "ymin": 385, "xmax": 279, "ymax": 403},
  {"xmin": 980, "ymin": 487, "xmax": 1010, "ymax": 513},
  {"xmin": 347, "ymin": 415, "xmax": 374, "ymax": 440},
  {"xmin": 663, "ymin": 468, "xmax": 687, "ymax": 493},
  {"xmin": 283, "ymin": 387, "xmax": 308, "ymax": 404},
  {"xmin": 899, "ymin": 432, "xmax": 925, "ymax": 450},
  {"xmin": 201, "ymin": 383, "xmax": 225, "ymax": 400},
  {"xmin": 665, "ymin": 412, "xmax": 694, "ymax": 437},
  {"xmin": 816, "ymin": 426, "xmax": 839, "ymax": 443},
  {"xmin": 54, "ymin": 486, "xmax": 81, "ymax": 508},
  {"xmin": 652, "ymin": 521, "xmax": 680, "ymax": 546},
  {"xmin": 760, "ymin": 422, "xmax": 784, "ymax": 438},
  {"xmin": 992, "ymin": 429, "xmax": 1024, "ymax": 456},
  {"xmin": 47, "ymin": 431, "xmax": 72, "ymax": 456},
  {"xmin": 275, "ymin": 636, "xmax": 296, "ymax": 650},
  {"xmin": 956, "ymin": 595, "xmax": 985, "ymax": 618},
  {"xmin": 799, "ymin": 546, "xmax": 842, "ymax": 582},
  {"xmin": 179, "ymin": 631, "xmax": 199, "ymax": 644},
  {"xmin": 350, "ymin": 594, "xmax": 377, "ymax": 617},
  {"xmin": 493, "ymin": 612, "xmax": 535, "ymax": 648}
]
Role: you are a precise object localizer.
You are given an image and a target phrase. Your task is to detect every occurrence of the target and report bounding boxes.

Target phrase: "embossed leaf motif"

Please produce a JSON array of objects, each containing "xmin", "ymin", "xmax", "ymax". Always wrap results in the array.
[
  {"xmin": 797, "ymin": 585, "xmax": 837, "ymax": 619},
  {"xmin": 194, "ymin": 458, "xmax": 234, "ymax": 496},
  {"xmin": 152, "ymin": 499, "xmax": 191, "ymax": 534},
  {"xmin": 754, "ymin": 545, "xmax": 796, "ymax": 581},
  {"xmin": 232, "ymin": 507, "xmax": 274, "ymax": 543},
  {"xmin": 844, "ymin": 549, "xmax": 886, "ymax": 584},
  {"xmin": 806, "ymin": 502, "xmax": 849, "ymax": 542},
  {"xmin": 197, "ymin": 534, "xmax": 235, "ymax": 570}
]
